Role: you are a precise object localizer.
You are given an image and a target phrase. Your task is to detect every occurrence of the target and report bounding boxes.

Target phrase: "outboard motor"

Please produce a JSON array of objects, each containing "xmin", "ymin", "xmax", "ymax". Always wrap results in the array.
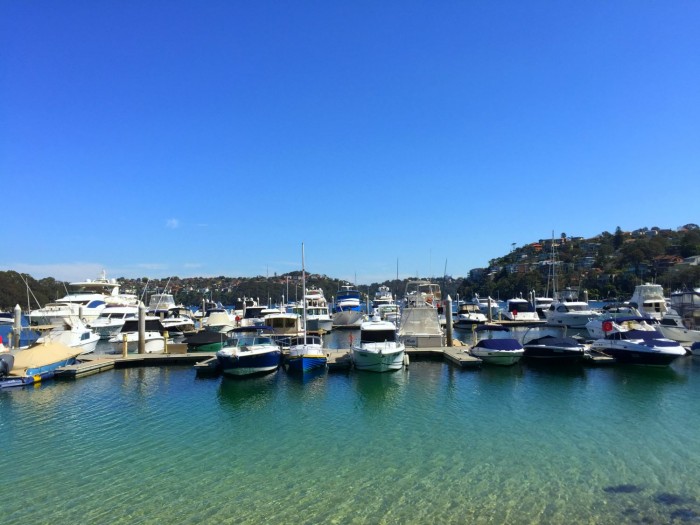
[{"xmin": 0, "ymin": 354, "xmax": 15, "ymax": 378}]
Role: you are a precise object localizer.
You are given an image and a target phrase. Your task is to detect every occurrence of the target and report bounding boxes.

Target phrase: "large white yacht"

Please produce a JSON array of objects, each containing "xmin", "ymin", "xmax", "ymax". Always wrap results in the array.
[{"xmin": 28, "ymin": 271, "xmax": 124, "ymax": 326}]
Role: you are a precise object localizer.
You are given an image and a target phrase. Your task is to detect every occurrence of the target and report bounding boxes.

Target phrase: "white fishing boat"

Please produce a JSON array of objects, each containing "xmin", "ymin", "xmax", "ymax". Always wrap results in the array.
[
  {"xmin": 501, "ymin": 297, "xmax": 543, "ymax": 325},
  {"xmin": 35, "ymin": 318, "xmax": 100, "ymax": 355},
  {"xmin": 372, "ymin": 285, "xmax": 394, "ymax": 309},
  {"xmin": 352, "ymin": 317, "xmax": 405, "ymax": 372},
  {"xmin": 453, "ymin": 302, "xmax": 487, "ymax": 328},
  {"xmin": 296, "ymin": 286, "xmax": 333, "ymax": 332},
  {"xmin": 629, "ymin": 283, "xmax": 668, "ymax": 320}
]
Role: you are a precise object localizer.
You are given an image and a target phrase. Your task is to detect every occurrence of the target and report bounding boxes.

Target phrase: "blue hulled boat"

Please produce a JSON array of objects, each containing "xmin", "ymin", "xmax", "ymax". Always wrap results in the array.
[
  {"xmin": 216, "ymin": 326, "xmax": 281, "ymax": 377},
  {"xmin": 286, "ymin": 335, "xmax": 327, "ymax": 373}
]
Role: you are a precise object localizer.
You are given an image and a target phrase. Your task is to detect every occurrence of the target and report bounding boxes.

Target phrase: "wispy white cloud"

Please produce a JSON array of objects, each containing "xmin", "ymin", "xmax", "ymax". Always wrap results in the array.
[
  {"xmin": 184, "ymin": 263, "xmax": 203, "ymax": 269},
  {"xmin": 0, "ymin": 263, "xmax": 107, "ymax": 282},
  {"xmin": 166, "ymin": 218, "xmax": 180, "ymax": 229}
]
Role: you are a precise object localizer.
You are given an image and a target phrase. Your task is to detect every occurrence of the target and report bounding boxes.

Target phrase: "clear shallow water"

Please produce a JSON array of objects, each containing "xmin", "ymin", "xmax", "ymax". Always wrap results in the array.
[{"xmin": 2, "ymin": 350, "xmax": 700, "ymax": 524}]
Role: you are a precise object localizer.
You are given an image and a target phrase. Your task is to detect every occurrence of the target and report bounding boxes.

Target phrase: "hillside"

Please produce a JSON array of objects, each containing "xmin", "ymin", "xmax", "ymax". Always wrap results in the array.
[{"xmin": 1, "ymin": 224, "xmax": 699, "ymax": 310}]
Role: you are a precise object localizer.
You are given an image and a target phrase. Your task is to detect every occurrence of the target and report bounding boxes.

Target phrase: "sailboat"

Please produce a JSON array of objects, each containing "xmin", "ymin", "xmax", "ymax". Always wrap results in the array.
[{"xmin": 286, "ymin": 243, "xmax": 327, "ymax": 373}]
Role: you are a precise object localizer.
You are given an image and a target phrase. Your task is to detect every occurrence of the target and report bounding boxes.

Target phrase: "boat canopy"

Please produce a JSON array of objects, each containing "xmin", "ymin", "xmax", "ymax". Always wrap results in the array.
[
  {"xmin": 524, "ymin": 335, "xmax": 581, "ymax": 348},
  {"xmin": 474, "ymin": 338, "xmax": 522, "ymax": 350}
]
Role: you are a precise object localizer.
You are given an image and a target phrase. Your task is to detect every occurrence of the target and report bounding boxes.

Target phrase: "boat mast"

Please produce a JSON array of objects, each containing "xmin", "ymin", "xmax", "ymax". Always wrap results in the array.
[{"xmin": 302, "ymin": 243, "xmax": 307, "ymax": 344}]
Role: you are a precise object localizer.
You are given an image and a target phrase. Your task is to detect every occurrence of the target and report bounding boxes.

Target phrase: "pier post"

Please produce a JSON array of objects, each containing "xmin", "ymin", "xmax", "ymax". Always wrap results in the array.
[
  {"xmin": 79, "ymin": 306, "xmax": 84, "ymax": 324},
  {"xmin": 445, "ymin": 295, "xmax": 453, "ymax": 347},
  {"xmin": 583, "ymin": 289, "xmax": 589, "ymax": 304},
  {"xmin": 163, "ymin": 331, "xmax": 169, "ymax": 354},
  {"xmin": 122, "ymin": 333, "xmax": 128, "ymax": 357},
  {"xmin": 487, "ymin": 297, "xmax": 493, "ymax": 323},
  {"xmin": 138, "ymin": 303, "xmax": 146, "ymax": 354},
  {"xmin": 13, "ymin": 304, "xmax": 21, "ymax": 349}
]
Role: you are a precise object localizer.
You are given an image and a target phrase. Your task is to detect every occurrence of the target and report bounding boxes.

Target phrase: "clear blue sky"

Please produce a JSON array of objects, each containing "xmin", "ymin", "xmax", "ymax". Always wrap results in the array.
[{"xmin": 2, "ymin": 2, "xmax": 698, "ymax": 284}]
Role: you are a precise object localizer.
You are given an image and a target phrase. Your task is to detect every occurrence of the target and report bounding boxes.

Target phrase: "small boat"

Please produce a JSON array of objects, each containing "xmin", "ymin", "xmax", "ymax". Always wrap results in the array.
[
  {"xmin": 657, "ymin": 311, "xmax": 700, "ymax": 347},
  {"xmin": 108, "ymin": 317, "xmax": 168, "ymax": 354},
  {"xmin": 0, "ymin": 341, "xmax": 82, "ymax": 388},
  {"xmin": 469, "ymin": 325, "xmax": 524, "ymax": 366},
  {"xmin": 544, "ymin": 299, "xmax": 600, "ymax": 329},
  {"xmin": 88, "ymin": 303, "xmax": 139, "ymax": 340},
  {"xmin": 590, "ymin": 320, "xmax": 687, "ymax": 366},
  {"xmin": 216, "ymin": 326, "xmax": 281, "ymax": 376},
  {"xmin": 286, "ymin": 244, "xmax": 327, "ymax": 374},
  {"xmin": 36, "ymin": 318, "xmax": 100, "ymax": 355},
  {"xmin": 372, "ymin": 285, "xmax": 394, "ymax": 309},
  {"xmin": 522, "ymin": 331, "xmax": 587, "ymax": 365},
  {"xmin": 147, "ymin": 294, "xmax": 196, "ymax": 337},
  {"xmin": 501, "ymin": 297, "xmax": 543, "ymax": 325},
  {"xmin": 453, "ymin": 302, "xmax": 487, "ymax": 328},
  {"xmin": 304, "ymin": 287, "xmax": 334, "ymax": 332},
  {"xmin": 352, "ymin": 317, "xmax": 405, "ymax": 372}
]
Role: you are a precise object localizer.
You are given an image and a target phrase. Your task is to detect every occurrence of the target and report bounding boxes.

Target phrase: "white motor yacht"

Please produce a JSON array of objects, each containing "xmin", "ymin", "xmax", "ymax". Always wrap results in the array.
[{"xmin": 352, "ymin": 317, "xmax": 405, "ymax": 372}]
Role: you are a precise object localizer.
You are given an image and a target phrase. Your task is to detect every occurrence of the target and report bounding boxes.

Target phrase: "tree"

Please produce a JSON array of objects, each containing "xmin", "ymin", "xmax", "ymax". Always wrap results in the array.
[{"xmin": 613, "ymin": 226, "xmax": 624, "ymax": 250}]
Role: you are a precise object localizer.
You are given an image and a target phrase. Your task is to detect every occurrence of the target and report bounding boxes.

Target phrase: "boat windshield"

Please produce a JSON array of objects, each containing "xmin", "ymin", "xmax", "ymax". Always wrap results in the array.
[
  {"xmin": 233, "ymin": 336, "xmax": 274, "ymax": 346},
  {"xmin": 361, "ymin": 329, "xmax": 397, "ymax": 343}
]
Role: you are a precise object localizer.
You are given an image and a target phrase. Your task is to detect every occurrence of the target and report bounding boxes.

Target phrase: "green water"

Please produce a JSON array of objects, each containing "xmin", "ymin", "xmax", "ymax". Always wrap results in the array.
[{"xmin": 2, "ymin": 357, "xmax": 700, "ymax": 524}]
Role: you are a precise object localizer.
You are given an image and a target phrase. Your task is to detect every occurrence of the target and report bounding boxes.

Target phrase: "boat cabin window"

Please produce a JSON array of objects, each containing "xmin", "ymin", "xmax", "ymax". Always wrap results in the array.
[
  {"xmin": 86, "ymin": 300, "xmax": 106, "ymax": 309},
  {"xmin": 361, "ymin": 329, "xmax": 397, "ymax": 343}
]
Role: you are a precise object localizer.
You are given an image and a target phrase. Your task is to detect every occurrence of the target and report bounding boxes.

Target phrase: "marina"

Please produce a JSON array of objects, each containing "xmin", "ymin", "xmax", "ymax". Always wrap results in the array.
[
  {"xmin": 2, "ymin": 341, "xmax": 700, "ymax": 524},
  {"xmin": 2, "ymin": 281, "xmax": 699, "ymax": 524}
]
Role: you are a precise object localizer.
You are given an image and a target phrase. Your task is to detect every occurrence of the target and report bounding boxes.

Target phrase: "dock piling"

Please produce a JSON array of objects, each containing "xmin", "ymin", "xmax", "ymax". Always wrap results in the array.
[
  {"xmin": 445, "ymin": 295, "xmax": 453, "ymax": 347},
  {"xmin": 138, "ymin": 304, "xmax": 146, "ymax": 354},
  {"xmin": 13, "ymin": 304, "xmax": 21, "ymax": 349}
]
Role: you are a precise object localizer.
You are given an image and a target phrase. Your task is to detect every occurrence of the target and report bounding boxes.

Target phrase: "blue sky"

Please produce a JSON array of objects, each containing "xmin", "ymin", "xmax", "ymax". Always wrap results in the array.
[{"xmin": 2, "ymin": 1, "xmax": 698, "ymax": 284}]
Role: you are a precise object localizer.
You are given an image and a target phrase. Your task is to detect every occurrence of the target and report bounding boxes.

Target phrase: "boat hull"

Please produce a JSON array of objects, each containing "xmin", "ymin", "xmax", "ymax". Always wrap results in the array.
[
  {"xmin": 286, "ymin": 355, "xmax": 327, "ymax": 373},
  {"xmin": 522, "ymin": 346, "xmax": 586, "ymax": 365},
  {"xmin": 217, "ymin": 350, "xmax": 281, "ymax": 376},
  {"xmin": 352, "ymin": 344, "xmax": 405, "ymax": 372},
  {"xmin": 306, "ymin": 318, "xmax": 334, "ymax": 332},
  {"xmin": 591, "ymin": 343, "xmax": 684, "ymax": 366},
  {"xmin": 332, "ymin": 310, "xmax": 364, "ymax": 328},
  {"xmin": 470, "ymin": 349, "xmax": 523, "ymax": 366}
]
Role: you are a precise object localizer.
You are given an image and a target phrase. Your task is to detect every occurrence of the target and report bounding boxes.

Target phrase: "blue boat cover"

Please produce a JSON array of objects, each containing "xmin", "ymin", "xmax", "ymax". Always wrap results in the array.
[
  {"xmin": 475, "ymin": 324, "xmax": 510, "ymax": 332},
  {"xmin": 475, "ymin": 338, "xmax": 523, "ymax": 350},
  {"xmin": 525, "ymin": 335, "xmax": 580, "ymax": 348}
]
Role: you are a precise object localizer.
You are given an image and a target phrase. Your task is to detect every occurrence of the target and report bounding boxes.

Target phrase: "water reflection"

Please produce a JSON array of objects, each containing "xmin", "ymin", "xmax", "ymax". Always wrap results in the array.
[
  {"xmin": 351, "ymin": 368, "xmax": 408, "ymax": 411},
  {"xmin": 216, "ymin": 372, "xmax": 279, "ymax": 411}
]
